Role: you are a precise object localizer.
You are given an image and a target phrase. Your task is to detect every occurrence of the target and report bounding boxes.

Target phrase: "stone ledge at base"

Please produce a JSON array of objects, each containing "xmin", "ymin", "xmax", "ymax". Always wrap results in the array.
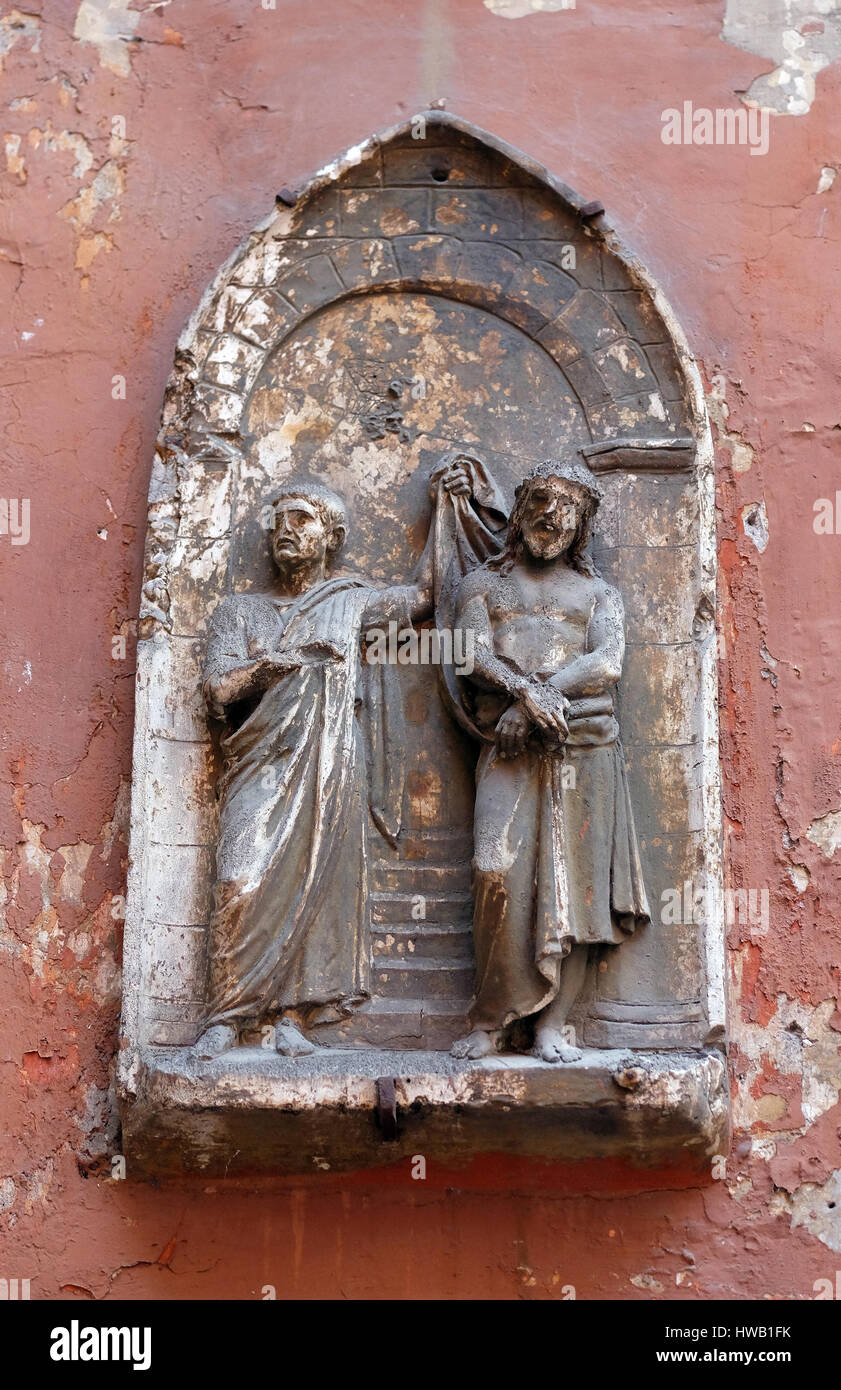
[{"xmin": 118, "ymin": 1046, "xmax": 730, "ymax": 1177}]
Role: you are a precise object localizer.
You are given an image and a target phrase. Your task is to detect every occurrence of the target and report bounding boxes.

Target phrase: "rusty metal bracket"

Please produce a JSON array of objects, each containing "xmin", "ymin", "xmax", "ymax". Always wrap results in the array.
[
  {"xmin": 375, "ymin": 1077, "xmax": 398, "ymax": 1141},
  {"xmin": 275, "ymin": 187, "xmax": 298, "ymax": 207}
]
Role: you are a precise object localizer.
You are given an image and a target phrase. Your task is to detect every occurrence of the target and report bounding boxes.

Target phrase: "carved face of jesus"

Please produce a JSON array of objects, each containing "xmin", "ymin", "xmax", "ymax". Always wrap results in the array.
[
  {"xmin": 271, "ymin": 496, "xmax": 331, "ymax": 572},
  {"xmin": 520, "ymin": 476, "xmax": 589, "ymax": 561}
]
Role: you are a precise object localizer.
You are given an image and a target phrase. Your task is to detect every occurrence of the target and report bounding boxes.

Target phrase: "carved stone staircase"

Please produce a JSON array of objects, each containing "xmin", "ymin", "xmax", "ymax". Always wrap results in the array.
[{"xmin": 314, "ymin": 832, "xmax": 476, "ymax": 1050}]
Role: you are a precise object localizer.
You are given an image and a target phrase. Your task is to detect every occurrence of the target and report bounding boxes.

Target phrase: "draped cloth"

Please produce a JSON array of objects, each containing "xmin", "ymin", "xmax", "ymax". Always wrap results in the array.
[
  {"xmin": 428, "ymin": 455, "xmax": 650, "ymax": 1033},
  {"xmin": 201, "ymin": 575, "xmax": 388, "ymax": 1031},
  {"xmin": 466, "ymin": 699, "xmax": 649, "ymax": 1031},
  {"xmin": 427, "ymin": 453, "xmax": 509, "ymax": 741}
]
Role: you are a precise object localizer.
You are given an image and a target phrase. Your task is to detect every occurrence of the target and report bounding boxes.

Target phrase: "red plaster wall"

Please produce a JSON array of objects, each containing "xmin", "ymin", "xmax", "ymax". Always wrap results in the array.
[{"xmin": 2, "ymin": 0, "xmax": 840, "ymax": 1300}]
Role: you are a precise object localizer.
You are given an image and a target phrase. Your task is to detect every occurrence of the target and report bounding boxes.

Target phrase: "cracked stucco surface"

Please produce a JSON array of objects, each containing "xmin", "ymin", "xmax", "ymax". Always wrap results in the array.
[
  {"xmin": 723, "ymin": 0, "xmax": 841, "ymax": 113},
  {"xmin": 73, "ymin": 0, "xmax": 140, "ymax": 77},
  {"xmin": 807, "ymin": 799, "xmax": 841, "ymax": 858},
  {"xmin": 483, "ymin": 0, "xmax": 574, "ymax": 17}
]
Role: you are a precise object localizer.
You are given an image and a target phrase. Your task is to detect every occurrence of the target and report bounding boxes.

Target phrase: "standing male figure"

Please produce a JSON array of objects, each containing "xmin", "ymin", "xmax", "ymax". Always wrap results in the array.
[
  {"xmin": 450, "ymin": 458, "xmax": 650, "ymax": 1063},
  {"xmin": 194, "ymin": 463, "xmax": 472, "ymax": 1060}
]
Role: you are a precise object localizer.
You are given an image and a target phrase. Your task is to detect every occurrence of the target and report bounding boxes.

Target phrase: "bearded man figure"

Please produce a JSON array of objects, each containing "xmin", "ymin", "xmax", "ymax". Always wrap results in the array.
[{"xmin": 449, "ymin": 458, "xmax": 650, "ymax": 1064}]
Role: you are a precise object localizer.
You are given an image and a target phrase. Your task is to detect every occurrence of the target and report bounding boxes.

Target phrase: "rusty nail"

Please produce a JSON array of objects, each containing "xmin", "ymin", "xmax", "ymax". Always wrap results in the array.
[
  {"xmin": 276, "ymin": 187, "xmax": 298, "ymax": 207},
  {"xmin": 376, "ymin": 1076, "xmax": 398, "ymax": 1141},
  {"xmin": 579, "ymin": 200, "xmax": 605, "ymax": 220}
]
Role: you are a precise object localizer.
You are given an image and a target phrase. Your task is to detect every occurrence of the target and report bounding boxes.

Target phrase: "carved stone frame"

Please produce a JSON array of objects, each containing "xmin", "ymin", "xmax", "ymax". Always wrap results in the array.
[{"xmin": 118, "ymin": 113, "xmax": 728, "ymax": 1175}]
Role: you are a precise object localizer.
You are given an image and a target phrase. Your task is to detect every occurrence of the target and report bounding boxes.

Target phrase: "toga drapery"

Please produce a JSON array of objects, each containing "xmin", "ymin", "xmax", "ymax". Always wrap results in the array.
[{"xmin": 201, "ymin": 574, "xmax": 408, "ymax": 1032}]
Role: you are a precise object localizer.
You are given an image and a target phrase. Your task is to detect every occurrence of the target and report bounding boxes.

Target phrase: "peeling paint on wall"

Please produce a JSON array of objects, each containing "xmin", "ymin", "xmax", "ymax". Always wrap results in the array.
[
  {"xmin": 708, "ymin": 374, "xmax": 755, "ymax": 474},
  {"xmin": 28, "ymin": 125, "xmax": 94, "ymax": 181},
  {"xmin": 784, "ymin": 1169, "xmax": 841, "ymax": 1251},
  {"xmin": 0, "ymin": 10, "xmax": 40, "ymax": 69},
  {"xmin": 4, "ymin": 131, "xmax": 25, "ymax": 181},
  {"xmin": 73, "ymin": 0, "xmax": 140, "ymax": 77},
  {"xmin": 807, "ymin": 798, "xmax": 841, "ymax": 857},
  {"xmin": 2, "ymin": 110, "xmax": 128, "ymax": 284},
  {"xmin": 741, "ymin": 499, "xmax": 769, "ymax": 552},
  {"xmin": 483, "ymin": 0, "xmax": 575, "ymax": 16},
  {"xmin": 722, "ymin": 0, "xmax": 841, "ymax": 115},
  {"xmin": 728, "ymin": 986, "xmax": 841, "ymax": 1251}
]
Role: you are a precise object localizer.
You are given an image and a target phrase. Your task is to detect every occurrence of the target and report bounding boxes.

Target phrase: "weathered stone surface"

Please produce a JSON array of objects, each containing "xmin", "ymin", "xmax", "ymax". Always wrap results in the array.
[
  {"xmin": 120, "ymin": 1048, "xmax": 729, "ymax": 1177},
  {"xmin": 119, "ymin": 114, "xmax": 726, "ymax": 1174}
]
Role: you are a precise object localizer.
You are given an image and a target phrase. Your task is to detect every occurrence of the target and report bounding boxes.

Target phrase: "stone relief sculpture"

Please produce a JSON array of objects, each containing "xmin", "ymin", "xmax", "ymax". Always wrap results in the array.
[
  {"xmin": 197, "ymin": 451, "xmax": 649, "ymax": 1065},
  {"xmin": 120, "ymin": 114, "xmax": 728, "ymax": 1173}
]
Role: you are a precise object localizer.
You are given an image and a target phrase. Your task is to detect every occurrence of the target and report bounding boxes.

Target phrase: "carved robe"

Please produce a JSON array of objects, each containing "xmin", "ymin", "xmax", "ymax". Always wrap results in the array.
[
  {"xmin": 466, "ymin": 692, "xmax": 649, "ymax": 1030},
  {"xmin": 432, "ymin": 457, "xmax": 650, "ymax": 1032},
  {"xmin": 201, "ymin": 575, "xmax": 403, "ymax": 1032}
]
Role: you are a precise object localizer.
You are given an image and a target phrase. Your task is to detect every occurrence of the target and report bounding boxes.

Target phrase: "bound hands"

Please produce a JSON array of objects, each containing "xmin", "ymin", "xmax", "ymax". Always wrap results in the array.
[
  {"xmin": 495, "ymin": 682, "xmax": 569, "ymax": 758},
  {"xmin": 520, "ymin": 681, "xmax": 569, "ymax": 739}
]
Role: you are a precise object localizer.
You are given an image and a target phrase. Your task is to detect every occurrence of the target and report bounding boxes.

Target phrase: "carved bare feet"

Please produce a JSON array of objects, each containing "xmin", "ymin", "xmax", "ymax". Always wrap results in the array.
[
  {"xmin": 533, "ymin": 1026, "xmax": 582, "ymax": 1064},
  {"xmin": 193, "ymin": 1023, "xmax": 236, "ymax": 1059},
  {"xmin": 275, "ymin": 1018, "xmax": 315, "ymax": 1056},
  {"xmin": 451, "ymin": 1028, "xmax": 500, "ymax": 1060}
]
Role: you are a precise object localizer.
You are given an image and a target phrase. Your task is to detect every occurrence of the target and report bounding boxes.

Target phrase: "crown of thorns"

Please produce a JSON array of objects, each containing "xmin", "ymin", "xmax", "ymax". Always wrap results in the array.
[{"xmin": 514, "ymin": 457, "xmax": 603, "ymax": 506}]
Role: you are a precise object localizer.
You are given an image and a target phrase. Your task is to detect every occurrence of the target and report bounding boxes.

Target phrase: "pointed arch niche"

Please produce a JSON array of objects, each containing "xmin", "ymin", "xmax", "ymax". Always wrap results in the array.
[{"xmin": 119, "ymin": 114, "xmax": 728, "ymax": 1175}]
